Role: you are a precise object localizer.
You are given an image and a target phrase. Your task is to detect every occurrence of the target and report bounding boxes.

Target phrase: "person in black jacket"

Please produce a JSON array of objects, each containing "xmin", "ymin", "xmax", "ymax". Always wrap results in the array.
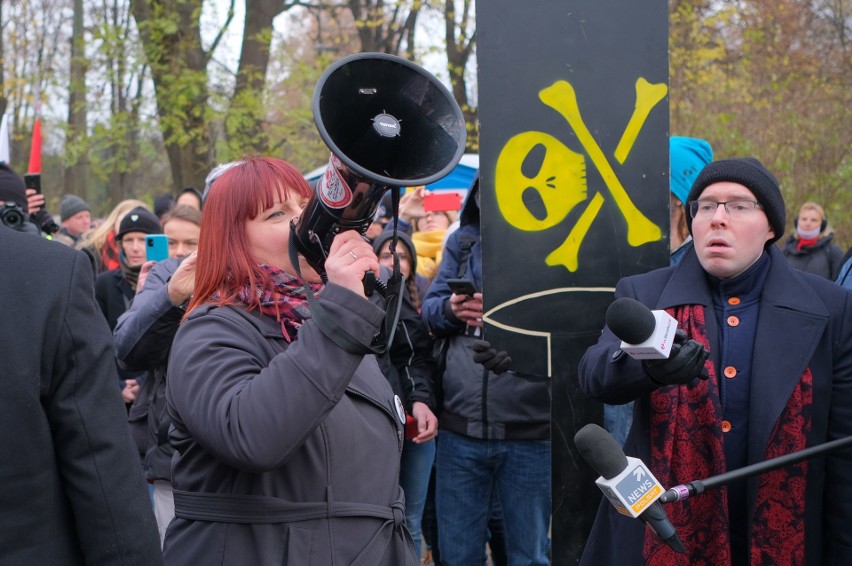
[
  {"xmin": 0, "ymin": 223, "xmax": 163, "ymax": 565},
  {"xmin": 372, "ymin": 230, "xmax": 439, "ymax": 559}
]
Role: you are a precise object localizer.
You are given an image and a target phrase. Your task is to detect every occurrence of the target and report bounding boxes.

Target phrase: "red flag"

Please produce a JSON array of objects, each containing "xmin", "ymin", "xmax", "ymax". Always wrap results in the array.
[{"xmin": 28, "ymin": 118, "xmax": 42, "ymax": 174}]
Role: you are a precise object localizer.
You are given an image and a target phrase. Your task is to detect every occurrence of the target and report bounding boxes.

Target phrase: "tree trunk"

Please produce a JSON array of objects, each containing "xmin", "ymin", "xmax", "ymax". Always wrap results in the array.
[
  {"xmin": 226, "ymin": 0, "xmax": 289, "ymax": 154},
  {"xmin": 444, "ymin": 0, "xmax": 477, "ymax": 151},
  {"xmin": 130, "ymin": 0, "xmax": 212, "ymax": 192},
  {"xmin": 65, "ymin": 0, "xmax": 89, "ymax": 198}
]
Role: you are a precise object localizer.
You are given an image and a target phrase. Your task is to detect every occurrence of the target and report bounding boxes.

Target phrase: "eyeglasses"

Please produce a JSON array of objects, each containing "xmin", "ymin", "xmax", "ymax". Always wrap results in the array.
[
  {"xmin": 379, "ymin": 251, "xmax": 410, "ymax": 262},
  {"xmin": 688, "ymin": 199, "xmax": 763, "ymax": 220}
]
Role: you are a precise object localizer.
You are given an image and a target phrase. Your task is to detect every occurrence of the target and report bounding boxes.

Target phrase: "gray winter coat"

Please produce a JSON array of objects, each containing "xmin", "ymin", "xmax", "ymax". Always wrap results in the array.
[{"xmin": 163, "ymin": 283, "xmax": 417, "ymax": 565}]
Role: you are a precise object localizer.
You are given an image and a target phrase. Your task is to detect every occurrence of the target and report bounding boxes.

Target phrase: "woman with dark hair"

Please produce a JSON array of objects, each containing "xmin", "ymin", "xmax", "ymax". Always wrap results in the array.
[
  {"xmin": 175, "ymin": 187, "xmax": 203, "ymax": 210},
  {"xmin": 372, "ymin": 231, "xmax": 438, "ymax": 559},
  {"xmin": 162, "ymin": 157, "xmax": 416, "ymax": 565}
]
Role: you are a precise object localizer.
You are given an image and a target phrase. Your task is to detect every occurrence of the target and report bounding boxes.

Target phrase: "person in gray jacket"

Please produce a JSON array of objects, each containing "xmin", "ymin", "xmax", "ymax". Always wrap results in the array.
[{"xmin": 162, "ymin": 157, "xmax": 417, "ymax": 565}]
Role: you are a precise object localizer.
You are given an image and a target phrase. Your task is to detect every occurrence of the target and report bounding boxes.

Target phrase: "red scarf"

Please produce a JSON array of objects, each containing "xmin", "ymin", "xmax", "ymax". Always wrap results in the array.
[
  {"xmin": 101, "ymin": 230, "xmax": 121, "ymax": 272},
  {"xmin": 644, "ymin": 305, "xmax": 812, "ymax": 565},
  {"xmin": 796, "ymin": 237, "xmax": 818, "ymax": 252},
  {"xmin": 237, "ymin": 264, "xmax": 323, "ymax": 343}
]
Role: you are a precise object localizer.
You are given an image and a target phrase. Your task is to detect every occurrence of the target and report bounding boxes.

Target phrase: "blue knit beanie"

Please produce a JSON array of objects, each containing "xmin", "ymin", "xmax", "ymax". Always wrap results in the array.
[{"xmin": 670, "ymin": 137, "xmax": 714, "ymax": 205}]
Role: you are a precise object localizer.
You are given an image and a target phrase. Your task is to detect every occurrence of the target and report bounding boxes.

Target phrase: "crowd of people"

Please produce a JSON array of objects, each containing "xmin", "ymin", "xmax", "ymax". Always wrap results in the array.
[{"xmin": 0, "ymin": 141, "xmax": 850, "ymax": 565}]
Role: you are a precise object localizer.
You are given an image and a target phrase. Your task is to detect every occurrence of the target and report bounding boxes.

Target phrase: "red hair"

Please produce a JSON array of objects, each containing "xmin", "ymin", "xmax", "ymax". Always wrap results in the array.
[{"xmin": 186, "ymin": 157, "xmax": 313, "ymax": 315}]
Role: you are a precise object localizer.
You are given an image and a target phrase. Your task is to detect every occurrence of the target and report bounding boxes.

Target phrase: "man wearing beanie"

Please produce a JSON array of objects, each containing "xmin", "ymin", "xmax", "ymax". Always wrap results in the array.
[
  {"xmin": 56, "ymin": 193, "xmax": 92, "ymax": 246},
  {"xmin": 95, "ymin": 206, "xmax": 162, "ymax": 405},
  {"xmin": 0, "ymin": 163, "xmax": 29, "ymax": 212},
  {"xmin": 578, "ymin": 157, "xmax": 852, "ymax": 565}
]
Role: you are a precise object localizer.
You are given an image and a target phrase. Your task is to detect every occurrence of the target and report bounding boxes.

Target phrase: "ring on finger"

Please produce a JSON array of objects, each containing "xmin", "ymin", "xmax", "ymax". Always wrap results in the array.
[{"xmin": 349, "ymin": 250, "xmax": 358, "ymax": 260}]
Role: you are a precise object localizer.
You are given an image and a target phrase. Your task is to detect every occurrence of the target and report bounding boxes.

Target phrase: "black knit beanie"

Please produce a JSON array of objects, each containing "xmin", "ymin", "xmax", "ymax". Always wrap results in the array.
[
  {"xmin": 685, "ymin": 157, "xmax": 785, "ymax": 246},
  {"xmin": 117, "ymin": 207, "xmax": 162, "ymax": 240},
  {"xmin": 0, "ymin": 163, "xmax": 28, "ymax": 212}
]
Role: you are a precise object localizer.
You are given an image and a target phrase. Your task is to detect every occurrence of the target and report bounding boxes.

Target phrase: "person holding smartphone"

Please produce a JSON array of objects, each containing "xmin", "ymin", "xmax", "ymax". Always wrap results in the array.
[
  {"xmin": 115, "ymin": 203, "xmax": 203, "ymax": 545},
  {"xmin": 94, "ymin": 206, "xmax": 162, "ymax": 404},
  {"xmin": 420, "ymin": 175, "xmax": 551, "ymax": 565}
]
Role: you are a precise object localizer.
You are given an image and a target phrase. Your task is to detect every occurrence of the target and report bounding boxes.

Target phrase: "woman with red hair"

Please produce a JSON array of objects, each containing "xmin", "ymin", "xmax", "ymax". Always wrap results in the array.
[{"xmin": 162, "ymin": 157, "xmax": 417, "ymax": 565}]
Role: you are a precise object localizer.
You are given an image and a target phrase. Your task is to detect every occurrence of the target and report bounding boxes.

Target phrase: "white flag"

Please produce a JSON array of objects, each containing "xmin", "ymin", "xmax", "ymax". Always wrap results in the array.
[{"xmin": 0, "ymin": 114, "xmax": 10, "ymax": 164}]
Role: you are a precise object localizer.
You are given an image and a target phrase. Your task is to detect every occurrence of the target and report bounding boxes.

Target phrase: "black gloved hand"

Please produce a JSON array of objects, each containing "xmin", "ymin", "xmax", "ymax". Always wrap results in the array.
[
  {"xmin": 642, "ymin": 330, "xmax": 710, "ymax": 386},
  {"xmin": 471, "ymin": 340, "xmax": 512, "ymax": 375}
]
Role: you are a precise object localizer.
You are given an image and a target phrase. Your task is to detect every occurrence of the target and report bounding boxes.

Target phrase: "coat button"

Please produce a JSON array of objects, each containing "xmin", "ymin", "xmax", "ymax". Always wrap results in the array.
[
  {"xmin": 727, "ymin": 315, "xmax": 740, "ymax": 327},
  {"xmin": 721, "ymin": 420, "xmax": 732, "ymax": 432},
  {"xmin": 727, "ymin": 297, "xmax": 741, "ymax": 305},
  {"xmin": 724, "ymin": 366, "xmax": 737, "ymax": 378}
]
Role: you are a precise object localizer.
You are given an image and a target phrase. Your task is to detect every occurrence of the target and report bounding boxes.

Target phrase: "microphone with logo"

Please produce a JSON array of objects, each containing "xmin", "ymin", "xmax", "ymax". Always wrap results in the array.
[
  {"xmin": 606, "ymin": 297, "xmax": 709, "ymax": 385},
  {"xmin": 574, "ymin": 423, "xmax": 686, "ymax": 553},
  {"xmin": 605, "ymin": 297, "xmax": 678, "ymax": 360}
]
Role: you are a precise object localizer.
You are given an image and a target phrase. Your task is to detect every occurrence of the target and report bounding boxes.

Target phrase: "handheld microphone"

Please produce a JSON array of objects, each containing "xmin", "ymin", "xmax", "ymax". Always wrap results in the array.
[
  {"xmin": 574, "ymin": 423, "xmax": 685, "ymax": 553},
  {"xmin": 606, "ymin": 297, "xmax": 678, "ymax": 360}
]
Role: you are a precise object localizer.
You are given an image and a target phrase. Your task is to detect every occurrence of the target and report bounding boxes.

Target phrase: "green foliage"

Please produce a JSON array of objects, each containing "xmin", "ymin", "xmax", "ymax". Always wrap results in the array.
[{"xmin": 670, "ymin": 0, "xmax": 852, "ymax": 249}]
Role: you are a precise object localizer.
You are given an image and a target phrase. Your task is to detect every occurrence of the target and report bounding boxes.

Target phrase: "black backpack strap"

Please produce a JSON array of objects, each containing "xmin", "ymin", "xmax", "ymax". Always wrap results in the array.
[{"xmin": 455, "ymin": 233, "xmax": 477, "ymax": 279}]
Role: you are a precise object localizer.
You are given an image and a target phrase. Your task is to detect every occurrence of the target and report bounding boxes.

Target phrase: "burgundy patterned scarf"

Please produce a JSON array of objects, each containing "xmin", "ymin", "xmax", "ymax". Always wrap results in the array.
[
  {"xmin": 237, "ymin": 264, "xmax": 323, "ymax": 343},
  {"xmin": 644, "ymin": 305, "xmax": 812, "ymax": 565}
]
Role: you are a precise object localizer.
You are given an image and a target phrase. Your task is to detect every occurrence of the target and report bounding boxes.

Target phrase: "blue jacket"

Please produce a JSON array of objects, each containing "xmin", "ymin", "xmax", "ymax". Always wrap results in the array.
[
  {"xmin": 114, "ymin": 257, "xmax": 183, "ymax": 481},
  {"xmin": 836, "ymin": 256, "xmax": 852, "ymax": 290},
  {"xmin": 578, "ymin": 246, "xmax": 852, "ymax": 565}
]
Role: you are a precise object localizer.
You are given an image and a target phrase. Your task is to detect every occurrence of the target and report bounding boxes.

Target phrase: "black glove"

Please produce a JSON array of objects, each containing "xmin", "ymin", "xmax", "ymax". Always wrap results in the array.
[
  {"xmin": 642, "ymin": 330, "xmax": 710, "ymax": 386},
  {"xmin": 471, "ymin": 340, "xmax": 512, "ymax": 375}
]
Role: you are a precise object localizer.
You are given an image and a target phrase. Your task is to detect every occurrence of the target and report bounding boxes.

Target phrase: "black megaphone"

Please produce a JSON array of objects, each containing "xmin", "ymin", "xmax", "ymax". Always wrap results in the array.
[{"xmin": 292, "ymin": 52, "xmax": 467, "ymax": 275}]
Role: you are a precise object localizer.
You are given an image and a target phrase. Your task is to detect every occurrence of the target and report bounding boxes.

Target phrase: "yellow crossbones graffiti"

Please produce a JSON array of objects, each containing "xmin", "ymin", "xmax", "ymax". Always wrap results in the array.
[{"xmin": 495, "ymin": 78, "xmax": 667, "ymax": 271}]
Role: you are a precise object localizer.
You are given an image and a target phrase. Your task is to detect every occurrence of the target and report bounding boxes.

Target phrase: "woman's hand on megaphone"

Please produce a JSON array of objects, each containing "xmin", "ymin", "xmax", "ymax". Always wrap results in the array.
[{"xmin": 325, "ymin": 231, "xmax": 380, "ymax": 299}]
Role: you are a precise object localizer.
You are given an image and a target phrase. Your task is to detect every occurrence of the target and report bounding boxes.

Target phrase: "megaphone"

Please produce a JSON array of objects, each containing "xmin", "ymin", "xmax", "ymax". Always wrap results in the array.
[{"xmin": 292, "ymin": 52, "xmax": 467, "ymax": 274}]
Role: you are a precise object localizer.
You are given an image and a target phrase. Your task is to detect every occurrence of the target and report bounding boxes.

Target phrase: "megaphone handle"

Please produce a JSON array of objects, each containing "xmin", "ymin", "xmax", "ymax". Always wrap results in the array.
[{"xmin": 364, "ymin": 272, "xmax": 376, "ymax": 297}]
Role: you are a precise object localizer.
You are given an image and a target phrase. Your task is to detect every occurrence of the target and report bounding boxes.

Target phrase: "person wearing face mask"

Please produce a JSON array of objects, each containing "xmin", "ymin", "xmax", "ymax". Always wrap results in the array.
[
  {"xmin": 578, "ymin": 158, "xmax": 852, "ymax": 566},
  {"xmin": 95, "ymin": 205, "xmax": 162, "ymax": 404},
  {"xmin": 161, "ymin": 157, "xmax": 417, "ymax": 565},
  {"xmin": 781, "ymin": 201, "xmax": 844, "ymax": 280},
  {"xmin": 114, "ymin": 203, "xmax": 203, "ymax": 545}
]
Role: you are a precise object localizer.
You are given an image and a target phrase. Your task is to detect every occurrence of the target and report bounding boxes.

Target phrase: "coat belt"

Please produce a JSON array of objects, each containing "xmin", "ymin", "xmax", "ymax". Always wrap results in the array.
[{"xmin": 172, "ymin": 486, "xmax": 417, "ymax": 565}]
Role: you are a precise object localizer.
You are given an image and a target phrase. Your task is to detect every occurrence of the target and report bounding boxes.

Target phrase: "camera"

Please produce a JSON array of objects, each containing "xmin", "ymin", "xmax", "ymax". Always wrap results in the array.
[
  {"xmin": 1, "ymin": 202, "xmax": 42, "ymax": 235},
  {"xmin": 1, "ymin": 202, "xmax": 27, "ymax": 230}
]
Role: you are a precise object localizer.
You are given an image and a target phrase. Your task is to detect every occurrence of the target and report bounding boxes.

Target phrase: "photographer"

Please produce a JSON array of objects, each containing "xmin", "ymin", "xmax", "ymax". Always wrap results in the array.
[{"xmin": 0, "ymin": 163, "xmax": 43, "ymax": 235}]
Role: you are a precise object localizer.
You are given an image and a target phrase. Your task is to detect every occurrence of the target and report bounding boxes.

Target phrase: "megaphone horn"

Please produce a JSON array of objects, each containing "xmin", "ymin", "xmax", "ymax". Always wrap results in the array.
[{"xmin": 292, "ymin": 52, "xmax": 467, "ymax": 274}]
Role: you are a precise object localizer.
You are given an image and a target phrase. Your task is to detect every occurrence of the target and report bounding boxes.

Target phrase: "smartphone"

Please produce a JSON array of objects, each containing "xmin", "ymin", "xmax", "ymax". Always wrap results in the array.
[
  {"xmin": 24, "ymin": 174, "xmax": 41, "ymax": 194},
  {"xmin": 447, "ymin": 278, "xmax": 477, "ymax": 297},
  {"xmin": 146, "ymin": 234, "xmax": 169, "ymax": 262},
  {"xmin": 424, "ymin": 192, "xmax": 462, "ymax": 213}
]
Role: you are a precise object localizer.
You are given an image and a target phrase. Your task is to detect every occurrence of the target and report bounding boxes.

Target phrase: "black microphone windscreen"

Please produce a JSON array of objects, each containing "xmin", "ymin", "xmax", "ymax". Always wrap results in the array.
[
  {"xmin": 574, "ymin": 423, "xmax": 629, "ymax": 480},
  {"xmin": 605, "ymin": 297, "xmax": 656, "ymax": 345}
]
